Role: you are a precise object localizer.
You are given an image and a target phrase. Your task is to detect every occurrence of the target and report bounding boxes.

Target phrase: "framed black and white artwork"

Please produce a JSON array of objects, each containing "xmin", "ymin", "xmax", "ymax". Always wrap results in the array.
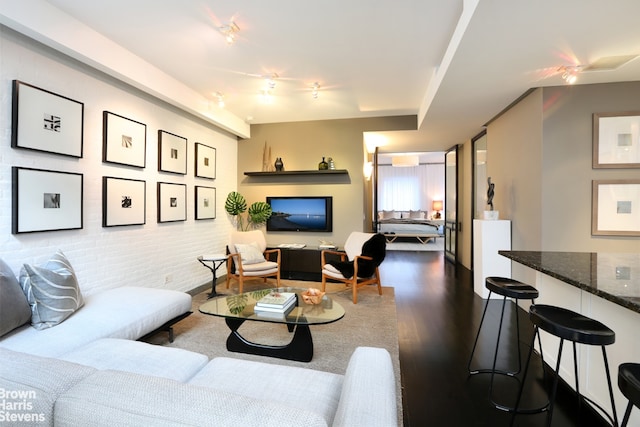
[
  {"xmin": 593, "ymin": 112, "xmax": 640, "ymax": 168},
  {"xmin": 592, "ymin": 179, "xmax": 640, "ymax": 236},
  {"xmin": 102, "ymin": 176, "xmax": 146, "ymax": 227},
  {"xmin": 11, "ymin": 80, "xmax": 84, "ymax": 158},
  {"xmin": 12, "ymin": 167, "xmax": 83, "ymax": 234},
  {"xmin": 195, "ymin": 186, "xmax": 216, "ymax": 220},
  {"xmin": 157, "ymin": 182, "xmax": 187, "ymax": 223},
  {"xmin": 158, "ymin": 130, "xmax": 187, "ymax": 174},
  {"xmin": 103, "ymin": 111, "xmax": 147, "ymax": 168},
  {"xmin": 195, "ymin": 143, "xmax": 216, "ymax": 179}
]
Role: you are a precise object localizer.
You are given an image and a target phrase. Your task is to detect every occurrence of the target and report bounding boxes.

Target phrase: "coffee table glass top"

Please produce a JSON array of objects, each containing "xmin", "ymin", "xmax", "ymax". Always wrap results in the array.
[{"xmin": 199, "ymin": 287, "xmax": 345, "ymax": 326}]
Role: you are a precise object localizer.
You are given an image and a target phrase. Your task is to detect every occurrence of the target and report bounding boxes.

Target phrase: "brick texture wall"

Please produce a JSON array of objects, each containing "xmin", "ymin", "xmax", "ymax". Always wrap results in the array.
[{"xmin": 0, "ymin": 27, "xmax": 236, "ymax": 296}]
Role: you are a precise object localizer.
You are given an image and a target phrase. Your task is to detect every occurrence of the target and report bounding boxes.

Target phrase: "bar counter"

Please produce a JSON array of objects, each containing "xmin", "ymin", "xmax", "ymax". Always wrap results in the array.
[
  {"xmin": 498, "ymin": 250, "xmax": 640, "ymax": 421},
  {"xmin": 499, "ymin": 250, "xmax": 640, "ymax": 314}
]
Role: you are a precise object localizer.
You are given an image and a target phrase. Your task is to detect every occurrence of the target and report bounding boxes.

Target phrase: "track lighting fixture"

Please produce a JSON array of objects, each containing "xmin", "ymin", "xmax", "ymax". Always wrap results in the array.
[
  {"xmin": 264, "ymin": 73, "xmax": 278, "ymax": 90},
  {"xmin": 215, "ymin": 92, "xmax": 225, "ymax": 108},
  {"xmin": 219, "ymin": 21, "xmax": 239, "ymax": 45},
  {"xmin": 558, "ymin": 65, "xmax": 582, "ymax": 84}
]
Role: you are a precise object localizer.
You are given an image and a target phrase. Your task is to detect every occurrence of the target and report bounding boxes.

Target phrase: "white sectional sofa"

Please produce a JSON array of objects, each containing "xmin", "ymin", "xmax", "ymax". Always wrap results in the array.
[
  {"xmin": 0, "ymin": 286, "xmax": 192, "ymax": 358},
  {"xmin": 0, "ymin": 344, "xmax": 397, "ymax": 426},
  {"xmin": 0, "ymin": 252, "xmax": 398, "ymax": 426}
]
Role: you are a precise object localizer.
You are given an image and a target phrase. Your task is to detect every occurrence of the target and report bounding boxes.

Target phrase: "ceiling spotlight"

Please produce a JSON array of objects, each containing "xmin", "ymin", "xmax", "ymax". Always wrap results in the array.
[
  {"xmin": 558, "ymin": 65, "xmax": 582, "ymax": 84},
  {"xmin": 219, "ymin": 21, "xmax": 239, "ymax": 45},
  {"xmin": 311, "ymin": 82, "xmax": 320, "ymax": 99},
  {"xmin": 215, "ymin": 92, "xmax": 225, "ymax": 108},
  {"xmin": 264, "ymin": 73, "xmax": 278, "ymax": 90}
]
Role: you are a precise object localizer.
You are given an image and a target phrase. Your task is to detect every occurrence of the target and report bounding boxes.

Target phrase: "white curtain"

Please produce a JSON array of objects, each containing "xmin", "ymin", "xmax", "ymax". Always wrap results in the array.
[{"xmin": 378, "ymin": 164, "xmax": 444, "ymax": 212}]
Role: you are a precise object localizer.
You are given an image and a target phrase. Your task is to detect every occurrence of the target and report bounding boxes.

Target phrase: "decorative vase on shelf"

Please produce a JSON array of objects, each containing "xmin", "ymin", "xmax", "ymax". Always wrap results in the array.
[
  {"xmin": 327, "ymin": 157, "xmax": 335, "ymax": 170},
  {"xmin": 274, "ymin": 157, "xmax": 284, "ymax": 172},
  {"xmin": 318, "ymin": 157, "xmax": 328, "ymax": 170}
]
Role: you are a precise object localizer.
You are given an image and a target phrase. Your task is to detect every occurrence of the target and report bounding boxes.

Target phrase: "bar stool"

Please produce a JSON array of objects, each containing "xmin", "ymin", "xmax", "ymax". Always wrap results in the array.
[
  {"xmin": 513, "ymin": 305, "xmax": 618, "ymax": 427},
  {"xmin": 619, "ymin": 363, "xmax": 640, "ymax": 427},
  {"xmin": 467, "ymin": 276, "xmax": 539, "ymax": 411}
]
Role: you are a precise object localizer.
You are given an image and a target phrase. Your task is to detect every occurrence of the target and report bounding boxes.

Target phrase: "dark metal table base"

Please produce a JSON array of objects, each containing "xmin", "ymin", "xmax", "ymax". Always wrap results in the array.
[
  {"xmin": 197, "ymin": 257, "xmax": 226, "ymax": 298},
  {"xmin": 224, "ymin": 318, "xmax": 313, "ymax": 362}
]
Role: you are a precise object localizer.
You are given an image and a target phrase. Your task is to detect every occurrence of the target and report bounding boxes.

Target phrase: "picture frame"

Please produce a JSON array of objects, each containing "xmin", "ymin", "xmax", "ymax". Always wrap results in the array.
[
  {"xmin": 592, "ymin": 179, "xmax": 640, "ymax": 236},
  {"xmin": 102, "ymin": 176, "xmax": 146, "ymax": 227},
  {"xmin": 11, "ymin": 80, "xmax": 84, "ymax": 158},
  {"xmin": 195, "ymin": 186, "xmax": 216, "ymax": 220},
  {"xmin": 195, "ymin": 143, "xmax": 216, "ymax": 179},
  {"xmin": 593, "ymin": 112, "xmax": 640, "ymax": 168},
  {"xmin": 158, "ymin": 130, "xmax": 187, "ymax": 174},
  {"xmin": 157, "ymin": 182, "xmax": 187, "ymax": 223},
  {"xmin": 12, "ymin": 167, "xmax": 83, "ymax": 234},
  {"xmin": 103, "ymin": 111, "xmax": 147, "ymax": 168}
]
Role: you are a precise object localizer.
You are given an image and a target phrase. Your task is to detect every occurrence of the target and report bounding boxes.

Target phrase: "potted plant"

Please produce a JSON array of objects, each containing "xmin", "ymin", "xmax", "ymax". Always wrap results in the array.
[{"xmin": 224, "ymin": 191, "xmax": 272, "ymax": 230}]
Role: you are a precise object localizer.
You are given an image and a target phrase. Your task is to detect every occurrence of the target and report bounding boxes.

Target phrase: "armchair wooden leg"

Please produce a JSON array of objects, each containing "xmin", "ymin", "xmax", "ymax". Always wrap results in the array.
[
  {"xmin": 321, "ymin": 276, "xmax": 327, "ymax": 292},
  {"xmin": 352, "ymin": 280, "xmax": 358, "ymax": 304},
  {"xmin": 238, "ymin": 277, "xmax": 243, "ymax": 294}
]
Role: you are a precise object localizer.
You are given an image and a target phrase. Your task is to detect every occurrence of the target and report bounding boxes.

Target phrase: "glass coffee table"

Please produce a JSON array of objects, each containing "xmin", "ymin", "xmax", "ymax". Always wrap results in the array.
[{"xmin": 199, "ymin": 287, "xmax": 345, "ymax": 362}]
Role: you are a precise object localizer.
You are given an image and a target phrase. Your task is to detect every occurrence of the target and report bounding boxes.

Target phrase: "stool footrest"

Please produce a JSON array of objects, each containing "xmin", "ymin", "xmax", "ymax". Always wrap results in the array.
[{"xmin": 468, "ymin": 368, "xmax": 520, "ymax": 377}]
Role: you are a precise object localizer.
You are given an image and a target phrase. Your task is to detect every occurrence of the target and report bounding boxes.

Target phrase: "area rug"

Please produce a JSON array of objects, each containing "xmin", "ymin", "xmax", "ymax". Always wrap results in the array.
[{"xmin": 143, "ymin": 279, "xmax": 402, "ymax": 425}]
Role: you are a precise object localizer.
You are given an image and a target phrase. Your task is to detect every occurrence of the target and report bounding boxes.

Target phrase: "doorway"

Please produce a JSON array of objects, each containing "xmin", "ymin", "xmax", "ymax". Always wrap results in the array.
[{"xmin": 444, "ymin": 145, "xmax": 458, "ymax": 263}]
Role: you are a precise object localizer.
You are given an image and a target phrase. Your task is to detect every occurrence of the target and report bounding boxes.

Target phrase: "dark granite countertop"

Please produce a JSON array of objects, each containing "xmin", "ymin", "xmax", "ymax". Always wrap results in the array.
[{"xmin": 499, "ymin": 251, "xmax": 640, "ymax": 314}]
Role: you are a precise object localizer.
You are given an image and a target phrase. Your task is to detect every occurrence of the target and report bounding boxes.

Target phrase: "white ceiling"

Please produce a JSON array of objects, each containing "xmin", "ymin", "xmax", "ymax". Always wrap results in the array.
[{"xmin": 7, "ymin": 1, "xmax": 640, "ymax": 153}]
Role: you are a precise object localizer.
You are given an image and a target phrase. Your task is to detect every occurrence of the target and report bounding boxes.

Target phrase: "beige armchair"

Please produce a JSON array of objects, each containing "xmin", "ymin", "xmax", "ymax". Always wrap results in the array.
[
  {"xmin": 321, "ymin": 232, "xmax": 386, "ymax": 304},
  {"xmin": 225, "ymin": 230, "xmax": 281, "ymax": 293}
]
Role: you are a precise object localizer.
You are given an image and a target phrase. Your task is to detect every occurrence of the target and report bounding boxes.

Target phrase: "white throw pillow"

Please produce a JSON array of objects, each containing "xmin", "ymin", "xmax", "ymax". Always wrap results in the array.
[
  {"xmin": 19, "ymin": 250, "xmax": 84, "ymax": 330},
  {"xmin": 234, "ymin": 242, "xmax": 266, "ymax": 265},
  {"xmin": 409, "ymin": 210, "xmax": 424, "ymax": 219}
]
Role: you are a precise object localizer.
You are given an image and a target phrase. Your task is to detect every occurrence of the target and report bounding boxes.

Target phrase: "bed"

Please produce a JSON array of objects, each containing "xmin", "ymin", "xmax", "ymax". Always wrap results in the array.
[{"xmin": 376, "ymin": 211, "xmax": 444, "ymax": 244}]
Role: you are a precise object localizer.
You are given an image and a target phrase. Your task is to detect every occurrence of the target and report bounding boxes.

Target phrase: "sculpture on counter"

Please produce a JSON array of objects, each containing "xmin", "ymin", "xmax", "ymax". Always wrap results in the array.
[{"xmin": 487, "ymin": 177, "xmax": 495, "ymax": 210}]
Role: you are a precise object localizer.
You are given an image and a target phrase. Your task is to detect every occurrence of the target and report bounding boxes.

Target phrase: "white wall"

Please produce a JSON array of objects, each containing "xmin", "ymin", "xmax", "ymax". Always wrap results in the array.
[{"xmin": 0, "ymin": 26, "xmax": 237, "ymax": 296}]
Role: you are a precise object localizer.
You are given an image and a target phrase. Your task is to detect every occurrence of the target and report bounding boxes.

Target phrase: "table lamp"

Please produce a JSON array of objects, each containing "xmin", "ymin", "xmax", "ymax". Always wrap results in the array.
[{"xmin": 432, "ymin": 200, "xmax": 443, "ymax": 219}]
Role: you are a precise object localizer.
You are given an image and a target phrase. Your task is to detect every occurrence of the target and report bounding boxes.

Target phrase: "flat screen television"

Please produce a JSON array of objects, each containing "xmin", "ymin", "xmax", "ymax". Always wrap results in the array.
[{"xmin": 266, "ymin": 196, "xmax": 333, "ymax": 232}]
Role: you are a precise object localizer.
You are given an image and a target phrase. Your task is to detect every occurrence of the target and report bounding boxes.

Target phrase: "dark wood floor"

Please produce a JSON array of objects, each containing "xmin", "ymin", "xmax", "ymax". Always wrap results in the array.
[{"xmin": 382, "ymin": 250, "xmax": 610, "ymax": 427}]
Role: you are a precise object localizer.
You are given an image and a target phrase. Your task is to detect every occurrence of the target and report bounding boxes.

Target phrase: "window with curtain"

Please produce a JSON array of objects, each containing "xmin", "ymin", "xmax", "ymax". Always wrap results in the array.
[{"xmin": 377, "ymin": 163, "xmax": 444, "ymax": 212}]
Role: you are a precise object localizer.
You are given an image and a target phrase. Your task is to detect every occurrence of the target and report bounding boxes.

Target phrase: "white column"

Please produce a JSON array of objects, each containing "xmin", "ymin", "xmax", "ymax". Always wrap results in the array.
[{"xmin": 473, "ymin": 219, "xmax": 511, "ymax": 299}]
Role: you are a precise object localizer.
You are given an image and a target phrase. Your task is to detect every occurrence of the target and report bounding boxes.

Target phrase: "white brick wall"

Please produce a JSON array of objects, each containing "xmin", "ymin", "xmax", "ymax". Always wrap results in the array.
[{"xmin": 0, "ymin": 27, "xmax": 236, "ymax": 296}]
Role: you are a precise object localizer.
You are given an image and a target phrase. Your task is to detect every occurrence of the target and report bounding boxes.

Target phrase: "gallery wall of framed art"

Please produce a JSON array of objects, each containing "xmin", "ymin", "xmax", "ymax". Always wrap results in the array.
[
  {"xmin": 1, "ymin": 30, "xmax": 237, "ymax": 297},
  {"xmin": 9, "ymin": 79, "xmax": 223, "ymax": 233}
]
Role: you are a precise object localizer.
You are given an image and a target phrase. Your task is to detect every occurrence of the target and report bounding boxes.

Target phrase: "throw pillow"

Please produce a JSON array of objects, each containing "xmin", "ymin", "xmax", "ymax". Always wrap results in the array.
[
  {"xmin": 19, "ymin": 250, "xmax": 84, "ymax": 330},
  {"xmin": 409, "ymin": 210, "xmax": 424, "ymax": 219},
  {"xmin": 0, "ymin": 258, "xmax": 31, "ymax": 337},
  {"xmin": 234, "ymin": 242, "xmax": 266, "ymax": 265}
]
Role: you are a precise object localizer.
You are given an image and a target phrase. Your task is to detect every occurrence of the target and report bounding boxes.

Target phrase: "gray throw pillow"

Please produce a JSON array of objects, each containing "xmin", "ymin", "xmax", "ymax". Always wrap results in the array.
[
  {"xmin": 0, "ymin": 258, "xmax": 31, "ymax": 337},
  {"xmin": 20, "ymin": 251, "xmax": 84, "ymax": 330}
]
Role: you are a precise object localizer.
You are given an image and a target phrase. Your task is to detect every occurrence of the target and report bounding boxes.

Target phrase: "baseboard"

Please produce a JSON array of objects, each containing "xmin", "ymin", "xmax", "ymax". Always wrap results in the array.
[{"xmin": 187, "ymin": 274, "xmax": 227, "ymax": 296}]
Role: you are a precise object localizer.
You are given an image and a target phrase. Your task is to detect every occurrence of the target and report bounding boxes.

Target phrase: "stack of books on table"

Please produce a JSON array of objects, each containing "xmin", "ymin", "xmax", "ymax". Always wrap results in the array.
[{"xmin": 254, "ymin": 292, "xmax": 296, "ymax": 314}]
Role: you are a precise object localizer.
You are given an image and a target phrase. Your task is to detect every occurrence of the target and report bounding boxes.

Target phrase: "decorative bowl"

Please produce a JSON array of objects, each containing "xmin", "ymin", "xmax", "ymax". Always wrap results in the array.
[{"xmin": 301, "ymin": 288, "xmax": 325, "ymax": 305}]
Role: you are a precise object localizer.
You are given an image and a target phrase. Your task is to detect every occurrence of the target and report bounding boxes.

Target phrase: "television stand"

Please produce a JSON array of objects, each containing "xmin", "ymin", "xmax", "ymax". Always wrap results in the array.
[{"xmin": 269, "ymin": 245, "xmax": 329, "ymax": 281}]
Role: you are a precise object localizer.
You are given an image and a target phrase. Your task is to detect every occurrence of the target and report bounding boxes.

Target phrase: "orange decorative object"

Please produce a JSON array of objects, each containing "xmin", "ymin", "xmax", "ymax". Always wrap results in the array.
[{"xmin": 301, "ymin": 288, "xmax": 325, "ymax": 305}]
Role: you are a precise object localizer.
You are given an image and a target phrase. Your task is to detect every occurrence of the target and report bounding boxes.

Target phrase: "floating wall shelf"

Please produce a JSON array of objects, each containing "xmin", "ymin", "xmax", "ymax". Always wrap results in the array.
[{"xmin": 244, "ymin": 169, "xmax": 348, "ymax": 177}]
